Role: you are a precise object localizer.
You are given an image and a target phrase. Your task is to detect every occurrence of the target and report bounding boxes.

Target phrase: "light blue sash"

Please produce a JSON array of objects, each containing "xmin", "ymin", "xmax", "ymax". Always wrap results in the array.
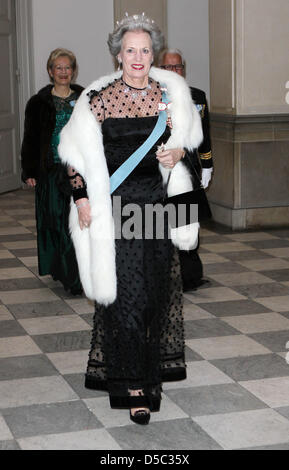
[{"xmin": 110, "ymin": 89, "xmax": 169, "ymax": 194}]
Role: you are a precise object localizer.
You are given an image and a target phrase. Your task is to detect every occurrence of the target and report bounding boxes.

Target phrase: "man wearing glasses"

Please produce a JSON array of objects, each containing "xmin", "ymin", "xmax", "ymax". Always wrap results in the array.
[{"xmin": 159, "ymin": 48, "xmax": 213, "ymax": 291}]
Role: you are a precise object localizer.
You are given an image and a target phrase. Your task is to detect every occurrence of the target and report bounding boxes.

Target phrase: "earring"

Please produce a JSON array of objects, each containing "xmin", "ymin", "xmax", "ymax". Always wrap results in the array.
[{"xmin": 117, "ymin": 59, "xmax": 122, "ymax": 71}]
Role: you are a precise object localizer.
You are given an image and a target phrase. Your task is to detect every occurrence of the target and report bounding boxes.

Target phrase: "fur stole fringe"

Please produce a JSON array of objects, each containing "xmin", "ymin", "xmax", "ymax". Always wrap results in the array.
[{"xmin": 58, "ymin": 67, "xmax": 203, "ymax": 304}]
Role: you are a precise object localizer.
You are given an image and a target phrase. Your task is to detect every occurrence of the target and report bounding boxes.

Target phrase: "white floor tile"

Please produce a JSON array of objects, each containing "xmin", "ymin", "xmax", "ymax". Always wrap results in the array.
[
  {"xmin": 0, "ymin": 305, "xmax": 14, "ymax": 321},
  {"xmin": 201, "ymin": 242, "xmax": 254, "ymax": 253},
  {"xmin": 18, "ymin": 315, "xmax": 90, "ymax": 335},
  {"xmin": 18, "ymin": 257, "xmax": 38, "ymax": 267},
  {"xmin": 186, "ymin": 335, "xmax": 271, "ymax": 360},
  {"xmin": 239, "ymin": 377, "xmax": 289, "ymax": 408},
  {"xmin": 0, "ymin": 336, "xmax": 41, "ymax": 359},
  {"xmin": 0, "ymin": 376, "xmax": 77, "ymax": 408},
  {"xmin": 0, "ymin": 267, "xmax": 35, "ymax": 280},
  {"xmin": 0, "ymin": 288, "xmax": 59, "ymax": 304},
  {"xmin": 199, "ymin": 253, "xmax": 230, "ymax": 264},
  {"xmin": 0, "ymin": 250, "xmax": 15, "ymax": 259},
  {"xmin": 163, "ymin": 361, "xmax": 233, "ymax": 389},
  {"xmin": 194, "ymin": 409, "xmax": 289, "ymax": 449},
  {"xmin": 262, "ymin": 248, "xmax": 289, "ymax": 258},
  {"xmin": 2, "ymin": 240, "xmax": 37, "ymax": 250},
  {"xmin": 255, "ymin": 296, "xmax": 289, "ymax": 312},
  {"xmin": 65, "ymin": 298, "xmax": 95, "ymax": 314},
  {"xmin": 84, "ymin": 394, "xmax": 188, "ymax": 428},
  {"xmin": 47, "ymin": 350, "xmax": 89, "ymax": 374},
  {"xmin": 236, "ymin": 258, "xmax": 289, "ymax": 271},
  {"xmin": 225, "ymin": 232, "xmax": 278, "ymax": 242},
  {"xmin": 184, "ymin": 287, "xmax": 246, "ymax": 304},
  {"xmin": 0, "ymin": 416, "xmax": 13, "ymax": 441},
  {"xmin": 222, "ymin": 312, "xmax": 289, "ymax": 334},
  {"xmin": 17, "ymin": 428, "xmax": 121, "ymax": 450},
  {"xmin": 183, "ymin": 304, "xmax": 214, "ymax": 321},
  {"xmin": 0, "ymin": 226, "xmax": 31, "ymax": 236},
  {"xmin": 208, "ymin": 272, "xmax": 273, "ymax": 287}
]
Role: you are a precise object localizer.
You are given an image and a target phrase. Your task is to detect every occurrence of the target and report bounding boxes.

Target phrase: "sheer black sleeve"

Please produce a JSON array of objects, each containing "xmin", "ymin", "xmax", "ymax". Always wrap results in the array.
[{"xmin": 68, "ymin": 166, "xmax": 88, "ymax": 202}]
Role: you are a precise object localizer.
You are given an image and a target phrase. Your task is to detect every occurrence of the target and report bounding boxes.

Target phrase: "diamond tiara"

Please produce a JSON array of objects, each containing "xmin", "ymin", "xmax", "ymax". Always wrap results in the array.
[{"xmin": 115, "ymin": 12, "xmax": 155, "ymax": 30}]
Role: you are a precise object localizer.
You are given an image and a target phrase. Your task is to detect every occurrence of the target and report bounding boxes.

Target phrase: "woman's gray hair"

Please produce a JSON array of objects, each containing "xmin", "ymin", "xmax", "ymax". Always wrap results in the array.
[{"xmin": 108, "ymin": 12, "xmax": 164, "ymax": 57}]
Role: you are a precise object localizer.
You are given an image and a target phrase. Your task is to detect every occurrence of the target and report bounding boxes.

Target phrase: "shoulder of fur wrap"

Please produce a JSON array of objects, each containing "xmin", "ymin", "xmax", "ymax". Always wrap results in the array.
[{"xmin": 59, "ymin": 67, "xmax": 202, "ymax": 176}]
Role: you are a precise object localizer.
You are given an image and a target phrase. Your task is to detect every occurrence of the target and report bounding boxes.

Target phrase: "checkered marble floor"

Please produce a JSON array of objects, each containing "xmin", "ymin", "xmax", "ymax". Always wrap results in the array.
[{"xmin": 1, "ymin": 189, "xmax": 289, "ymax": 450}]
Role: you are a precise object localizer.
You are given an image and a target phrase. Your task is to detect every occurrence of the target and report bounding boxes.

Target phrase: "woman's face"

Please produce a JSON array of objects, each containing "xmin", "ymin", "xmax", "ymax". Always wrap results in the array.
[
  {"xmin": 49, "ymin": 56, "xmax": 74, "ymax": 86},
  {"xmin": 118, "ymin": 30, "xmax": 154, "ymax": 85}
]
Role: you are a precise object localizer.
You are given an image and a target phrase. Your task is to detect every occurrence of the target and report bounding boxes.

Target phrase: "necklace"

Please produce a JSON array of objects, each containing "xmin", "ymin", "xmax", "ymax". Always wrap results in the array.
[
  {"xmin": 121, "ymin": 79, "xmax": 152, "ymax": 100},
  {"xmin": 52, "ymin": 87, "xmax": 72, "ymax": 99}
]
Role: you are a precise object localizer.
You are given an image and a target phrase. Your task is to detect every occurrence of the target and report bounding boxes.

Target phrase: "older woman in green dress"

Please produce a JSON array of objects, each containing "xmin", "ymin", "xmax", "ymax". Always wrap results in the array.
[{"xmin": 21, "ymin": 48, "xmax": 83, "ymax": 294}]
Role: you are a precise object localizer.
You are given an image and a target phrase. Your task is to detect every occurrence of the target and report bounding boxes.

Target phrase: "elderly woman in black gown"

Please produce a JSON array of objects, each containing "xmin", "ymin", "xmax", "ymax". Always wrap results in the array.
[{"xmin": 59, "ymin": 13, "xmax": 202, "ymax": 425}]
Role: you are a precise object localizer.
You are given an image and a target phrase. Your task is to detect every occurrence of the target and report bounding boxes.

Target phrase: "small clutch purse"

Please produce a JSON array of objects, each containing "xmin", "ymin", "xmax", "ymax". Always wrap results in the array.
[
  {"xmin": 165, "ymin": 187, "xmax": 212, "ymax": 227},
  {"xmin": 164, "ymin": 153, "xmax": 212, "ymax": 228}
]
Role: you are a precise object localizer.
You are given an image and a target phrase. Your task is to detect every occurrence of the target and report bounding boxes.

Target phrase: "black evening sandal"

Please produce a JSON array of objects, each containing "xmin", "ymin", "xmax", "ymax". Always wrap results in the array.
[
  {"xmin": 129, "ymin": 389, "xmax": 151, "ymax": 425},
  {"xmin": 130, "ymin": 408, "xmax": 150, "ymax": 425}
]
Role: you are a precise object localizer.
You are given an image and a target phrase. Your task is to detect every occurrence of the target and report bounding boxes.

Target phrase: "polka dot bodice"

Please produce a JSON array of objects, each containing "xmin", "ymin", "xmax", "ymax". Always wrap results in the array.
[
  {"xmin": 88, "ymin": 77, "xmax": 162, "ymax": 122},
  {"xmin": 68, "ymin": 77, "xmax": 170, "ymax": 203}
]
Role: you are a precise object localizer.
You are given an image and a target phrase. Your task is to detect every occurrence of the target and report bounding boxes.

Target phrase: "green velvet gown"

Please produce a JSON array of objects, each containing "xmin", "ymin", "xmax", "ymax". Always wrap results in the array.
[{"xmin": 35, "ymin": 93, "xmax": 82, "ymax": 294}]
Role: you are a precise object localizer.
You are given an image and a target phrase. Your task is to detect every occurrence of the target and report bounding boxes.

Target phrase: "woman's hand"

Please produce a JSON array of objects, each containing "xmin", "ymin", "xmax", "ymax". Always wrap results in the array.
[
  {"xmin": 156, "ymin": 147, "xmax": 185, "ymax": 169},
  {"xmin": 76, "ymin": 198, "xmax": 91, "ymax": 230},
  {"xmin": 25, "ymin": 178, "xmax": 37, "ymax": 187}
]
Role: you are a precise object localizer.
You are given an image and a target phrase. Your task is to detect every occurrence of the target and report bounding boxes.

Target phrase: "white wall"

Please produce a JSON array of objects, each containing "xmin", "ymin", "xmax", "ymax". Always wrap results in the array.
[
  {"xmin": 167, "ymin": 0, "xmax": 210, "ymax": 100},
  {"xmin": 31, "ymin": 0, "xmax": 114, "ymax": 91},
  {"xmin": 30, "ymin": 0, "xmax": 210, "ymax": 99},
  {"xmin": 235, "ymin": 0, "xmax": 289, "ymax": 114}
]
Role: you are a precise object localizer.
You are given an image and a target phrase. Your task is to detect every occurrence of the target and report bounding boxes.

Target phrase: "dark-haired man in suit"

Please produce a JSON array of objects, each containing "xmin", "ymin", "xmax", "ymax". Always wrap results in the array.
[{"xmin": 159, "ymin": 48, "xmax": 213, "ymax": 291}]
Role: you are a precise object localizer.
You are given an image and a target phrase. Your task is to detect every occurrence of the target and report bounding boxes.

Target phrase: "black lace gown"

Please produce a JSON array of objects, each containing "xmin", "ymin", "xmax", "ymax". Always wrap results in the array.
[{"xmin": 70, "ymin": 78, "xmax": 186, "ymax": 411}]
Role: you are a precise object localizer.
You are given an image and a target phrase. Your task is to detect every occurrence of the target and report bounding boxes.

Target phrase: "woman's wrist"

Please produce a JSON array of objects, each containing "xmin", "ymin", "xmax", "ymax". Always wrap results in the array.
[
  {"xmin": 176, "ymin": 149, "xmax": 185, "ymax": 162},
  {"xmin": 75, "ymin": 198, "xmax": 89, "ymax": 210}
]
